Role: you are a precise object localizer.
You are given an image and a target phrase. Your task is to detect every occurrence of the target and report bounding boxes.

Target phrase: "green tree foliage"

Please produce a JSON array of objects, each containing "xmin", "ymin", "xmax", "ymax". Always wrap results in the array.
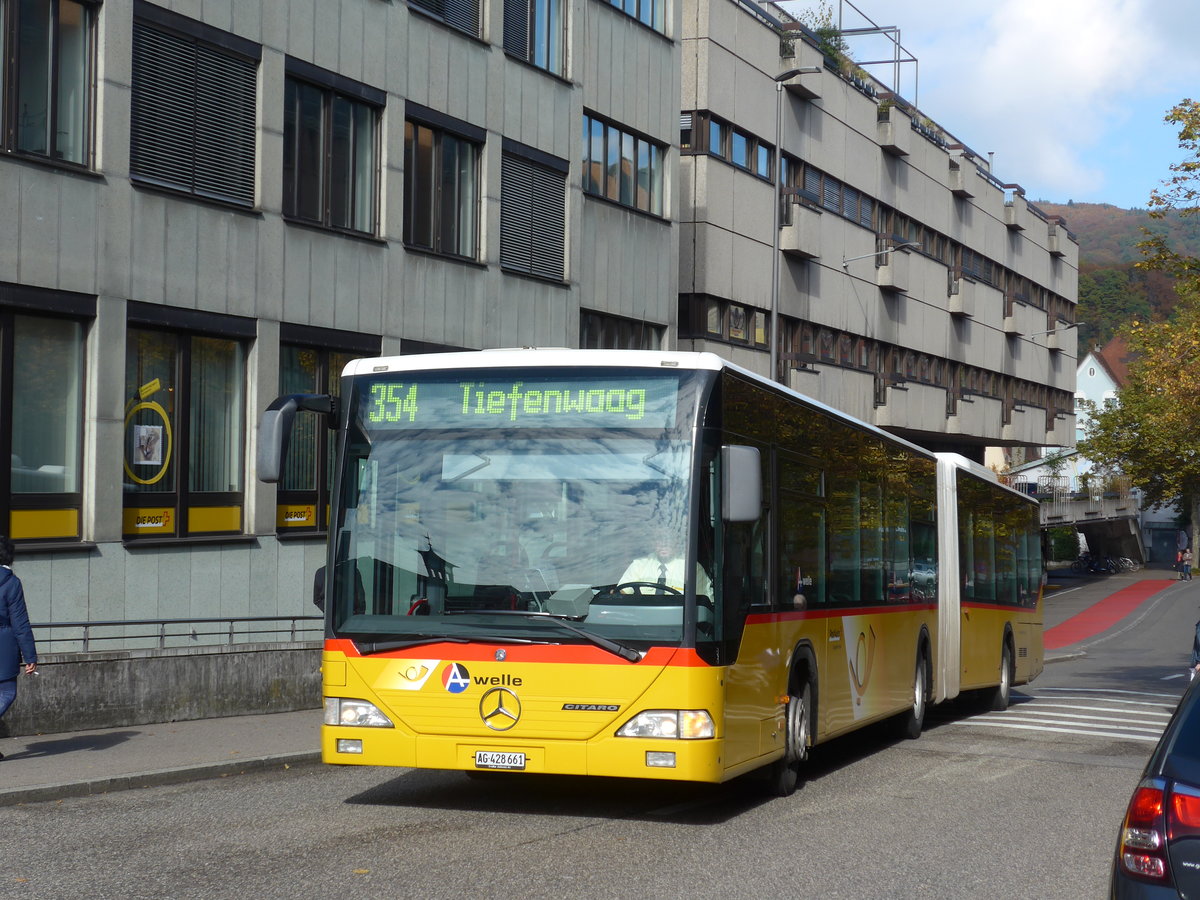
[
  {"xmin": 1079, "ymin": 99, "xmax": 1200, "ymax": 544},
  {"xmin": 1076, "ymin": 267, "xmax": 1152, "ymax": 346},
  {"xmin": 1139, "ymin": 99, "xmax": 1200, "ymax": 282},
  {"xmin": 796, "ymin": 1, "xmax": 849, "ymax": 62}
]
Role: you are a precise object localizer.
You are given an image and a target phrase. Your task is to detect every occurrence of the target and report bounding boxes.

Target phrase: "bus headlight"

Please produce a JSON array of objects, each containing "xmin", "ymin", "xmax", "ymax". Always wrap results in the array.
[
  {"xmin": 324, "ymin": 697, "xmax": 394, "ymax": 728},
  {"xmin": 616, "ymin": 710, "xmax": 714, "ymax": 739}
]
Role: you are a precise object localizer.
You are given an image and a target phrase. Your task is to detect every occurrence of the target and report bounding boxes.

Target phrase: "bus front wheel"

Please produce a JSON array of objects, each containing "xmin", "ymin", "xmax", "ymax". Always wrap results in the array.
[{"xmin": 767, "ymin": 682, "xmax": 810, "ymax": 797}]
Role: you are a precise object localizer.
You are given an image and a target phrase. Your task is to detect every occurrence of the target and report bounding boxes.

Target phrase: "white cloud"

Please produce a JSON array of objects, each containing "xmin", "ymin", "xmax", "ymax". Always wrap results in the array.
[{"xmin": 784, "ymin": 0, "xmax": 1200, "ymax": 204}]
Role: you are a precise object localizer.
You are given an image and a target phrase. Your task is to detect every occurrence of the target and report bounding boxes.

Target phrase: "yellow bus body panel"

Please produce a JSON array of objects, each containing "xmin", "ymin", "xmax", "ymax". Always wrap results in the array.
[
  {"xmin": 321, "ymin": 646, "xmax": 736, "ymax": 783},
  {"xmin": 321, "ymin": 601, "xmax": 941, "ymax": 784}
]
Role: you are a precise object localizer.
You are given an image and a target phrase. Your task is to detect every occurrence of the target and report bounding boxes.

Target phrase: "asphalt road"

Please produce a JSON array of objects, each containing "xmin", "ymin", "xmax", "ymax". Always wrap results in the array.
[{"xmin": 8, "ymin": 578, "xmax": 1195, "ymax": 899}]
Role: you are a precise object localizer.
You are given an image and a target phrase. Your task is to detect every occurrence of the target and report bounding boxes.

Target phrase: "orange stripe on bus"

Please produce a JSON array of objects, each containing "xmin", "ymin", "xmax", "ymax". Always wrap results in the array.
[{"xmin": 323, "ymin": 638, "xmax": 712, "ymax": 666}]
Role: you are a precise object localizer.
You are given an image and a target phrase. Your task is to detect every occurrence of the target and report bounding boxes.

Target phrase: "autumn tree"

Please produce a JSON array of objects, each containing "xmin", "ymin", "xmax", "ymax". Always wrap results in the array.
[
  {"xmin": 1080, "ymin": 99, "xmax": 1200, "ymax": 545},
  {"xmin": 1077, "ymin": 291, "xmax": 1200, "ymax": 541}
]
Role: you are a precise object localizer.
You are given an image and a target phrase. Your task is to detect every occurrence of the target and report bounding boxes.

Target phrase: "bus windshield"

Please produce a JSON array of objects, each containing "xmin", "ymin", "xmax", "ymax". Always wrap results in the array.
[{"xmin": 327, "ymin": 368, "xmax": 708, "ymax": 651}]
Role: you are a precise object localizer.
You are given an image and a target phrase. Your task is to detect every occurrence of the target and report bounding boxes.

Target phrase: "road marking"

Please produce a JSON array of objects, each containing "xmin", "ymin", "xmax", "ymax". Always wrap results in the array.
[
  {"xmin": 1036, "ymin": 686, "xmax": 1181, "ymax": 700},
  {"xmin": 952, "ymin": 688, "xmax": 1179, "ymax": 744},
  {"xmin": 1025, "ymin": 703, "xmax": 1172, "ymax": 719},
  {"xmin": 952, "ymin": 720, "xmax": 1162, "ymax": 742}
]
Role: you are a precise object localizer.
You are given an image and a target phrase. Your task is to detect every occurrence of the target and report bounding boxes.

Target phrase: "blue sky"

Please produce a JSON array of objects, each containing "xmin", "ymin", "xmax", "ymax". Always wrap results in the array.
[{"xmin": 782, "ymin": 0, "xmax": 1200, "ymax": 210}]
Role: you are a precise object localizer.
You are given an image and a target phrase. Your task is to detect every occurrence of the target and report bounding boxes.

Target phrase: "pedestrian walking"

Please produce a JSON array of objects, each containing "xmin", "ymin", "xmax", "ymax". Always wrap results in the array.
[
  {"xmin": 1183, "ymin": 547, "xmax": 1194, "ymax": 582},
  {"xmin": 0, "ymin": 536, "xmax": 38, "ymax": 758}
]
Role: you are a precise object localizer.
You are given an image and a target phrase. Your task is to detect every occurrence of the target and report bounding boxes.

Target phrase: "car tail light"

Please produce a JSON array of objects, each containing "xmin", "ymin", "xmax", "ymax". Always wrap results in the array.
[
  {"xmin": 1170, "ymin": 784, "xmax": 1200, "ymax": 841},
  {"xmin": 1119, "ymin": 779, "xmax": 1169, "ymax": 881}
]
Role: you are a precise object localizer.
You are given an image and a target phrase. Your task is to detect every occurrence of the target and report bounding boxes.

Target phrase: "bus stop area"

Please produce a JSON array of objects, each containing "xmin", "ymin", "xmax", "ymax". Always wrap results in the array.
[{"xmin": 0, "ymin": 565, "xmax": 1185, "ymax": 807}]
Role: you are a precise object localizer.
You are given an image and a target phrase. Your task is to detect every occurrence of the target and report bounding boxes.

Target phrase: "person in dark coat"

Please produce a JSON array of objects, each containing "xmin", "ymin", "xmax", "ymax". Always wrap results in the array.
[{"xmin": 0, "ymin": 536, "xmax": 38, "ymax": 757}]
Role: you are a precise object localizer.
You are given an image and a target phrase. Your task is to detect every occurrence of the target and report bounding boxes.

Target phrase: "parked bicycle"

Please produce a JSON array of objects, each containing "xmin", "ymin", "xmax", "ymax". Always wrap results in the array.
[{"xmin": 1071, "ymin": 551, "xmax": 1118, "ymax": 575}]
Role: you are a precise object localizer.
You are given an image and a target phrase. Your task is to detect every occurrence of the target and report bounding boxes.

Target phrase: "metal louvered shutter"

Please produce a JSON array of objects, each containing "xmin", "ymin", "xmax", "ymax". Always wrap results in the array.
[
  {"xmin": 131, "ymin": 24, "xmax": 197, "ymax": 192},
  {"xmin": 802, "ymin": 165, "xmax": 820, "ymax": 204},
  {"xmin": 130, "ymin": 22, "xmax": 257, "ymax": 207},
  {"xmin": 500, "ymin": 153, "xmax": 535, "ymax": 273},
  {"xmin": 859, "ymin": 195, "xmax": 874, "ymax": 229},
  {"xmin": 500, "ymin": 152, "xmax": 565, "ymax": 281},
  {"xmin": 193, "ymin": 45, "xmax": 257, "ymax": 206},
  {"xmin": 529, "ymin": 161, "xmax": 565, "ymax": 280},
  {"xmin": 822, "ymin": 176, "xmax": 840, "ymax": 213},
  {"xmin": 444, "ymin": 0, "xmax": 481, "ymax": 35},
  {"xmin": 504, "ymin": 0, "xmax": 530, "ymax": 60}
]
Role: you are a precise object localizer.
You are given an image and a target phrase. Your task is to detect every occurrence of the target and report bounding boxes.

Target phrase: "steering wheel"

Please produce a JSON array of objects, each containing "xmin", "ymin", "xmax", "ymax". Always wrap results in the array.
[{"xmin": 611, "ymin": 581, "xmax": 683, "ymax": 596}]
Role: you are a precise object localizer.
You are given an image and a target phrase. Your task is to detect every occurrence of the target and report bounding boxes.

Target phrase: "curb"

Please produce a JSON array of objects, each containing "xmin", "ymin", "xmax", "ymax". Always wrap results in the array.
[
  {"xmin": 1046, "ymin": 650, "xmax": 1086, "ymax": 664},
  {"xmin": 0, "ymin": 750, "xmax": 322, "ymax": 807}
]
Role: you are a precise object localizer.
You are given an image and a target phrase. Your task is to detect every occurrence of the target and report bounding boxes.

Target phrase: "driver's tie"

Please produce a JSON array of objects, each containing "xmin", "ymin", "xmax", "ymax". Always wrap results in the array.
[{"xmin": 658, "ymin": 563, "xmax": 667, "ymax": 587}]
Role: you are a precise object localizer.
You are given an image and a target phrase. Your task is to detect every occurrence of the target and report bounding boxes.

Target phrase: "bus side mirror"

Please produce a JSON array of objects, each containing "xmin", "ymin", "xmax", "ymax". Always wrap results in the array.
[
  {"xmin": 721, "ymin": 444, "xmax": 761, "ymax": 522},
  {"xmin": 257, "ymin": 393, "xmax": 335, "ymax": 483}
]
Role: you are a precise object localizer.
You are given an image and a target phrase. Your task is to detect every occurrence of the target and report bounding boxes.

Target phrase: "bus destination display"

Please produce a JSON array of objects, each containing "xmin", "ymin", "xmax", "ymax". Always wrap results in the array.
[{"xmin": 362, "ymin": 375, "xmax": 680, "ymax": 429}]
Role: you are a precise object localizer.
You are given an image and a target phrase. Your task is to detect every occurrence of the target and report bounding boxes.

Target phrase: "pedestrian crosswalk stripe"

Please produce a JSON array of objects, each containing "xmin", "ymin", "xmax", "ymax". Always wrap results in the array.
[{"xmin": 958, "ymin": 720, "xmax": 1162, "ymax": 742}]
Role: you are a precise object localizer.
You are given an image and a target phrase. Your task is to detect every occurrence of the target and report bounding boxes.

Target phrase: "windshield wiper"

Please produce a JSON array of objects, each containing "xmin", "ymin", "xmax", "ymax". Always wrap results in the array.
[
  {"xmin": 445, "ymin": 610, "xmax": 643, "ymax": 663},
  {"xmin": 356, "ymin": 636, "xmax": 471, "ymax": 655},
  {"xmin": 355, "ymin": 634, "xmax": 543, "ymax": 655}
]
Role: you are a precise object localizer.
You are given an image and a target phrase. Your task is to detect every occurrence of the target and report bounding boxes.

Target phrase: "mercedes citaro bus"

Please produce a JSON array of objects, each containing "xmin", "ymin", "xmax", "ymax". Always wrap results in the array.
[{"xmin": 258, "ymin": 349, "xmax": 1042, "ymax": 794}]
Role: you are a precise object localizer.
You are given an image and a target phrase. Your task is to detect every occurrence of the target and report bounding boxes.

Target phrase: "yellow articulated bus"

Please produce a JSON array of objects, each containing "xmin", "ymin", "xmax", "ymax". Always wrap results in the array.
[{"xmin": 258, "ymin": 349, "xmax": 1042, "ymax": 795}]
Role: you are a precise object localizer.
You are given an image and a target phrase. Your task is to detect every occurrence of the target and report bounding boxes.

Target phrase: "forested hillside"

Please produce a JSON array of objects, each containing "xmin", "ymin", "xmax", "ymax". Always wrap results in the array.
[{"xmin": 1036, "ymin": 201, "xmax": 1200, "ymax": 346}]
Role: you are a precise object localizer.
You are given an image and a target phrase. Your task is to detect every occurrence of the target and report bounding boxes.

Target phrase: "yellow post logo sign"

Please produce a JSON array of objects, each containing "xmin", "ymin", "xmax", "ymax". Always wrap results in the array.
[
  {"xmin": 123, "ymin": 507, "xmax": 174, "ymax": 535},
  {"xmin": 276, "ymin": 505, "xmax": 317, "ymax": 528}
]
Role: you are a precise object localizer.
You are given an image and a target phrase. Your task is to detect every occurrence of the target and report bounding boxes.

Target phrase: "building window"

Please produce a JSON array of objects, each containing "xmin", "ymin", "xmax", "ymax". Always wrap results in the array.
[
  {"xmin": 0, "ymin": 0, "xmax": 95, "ymax": 165},
  {"xmin": 582, "ymin": 112, "xmax": 665, "ymax": 216},
  {"xmin": 409, "ymin": 0, "xmax": 481, "ymax": 37},
  {"xmin": 678, "ymin": 295, "xmax": 768, "ymax": 349},
  {"xmin": 123, "ymin": 305, "xmax": 254, "ymax": 540},
  {"xmin": 683, "ymin": 112, "xmax": 771, "ymax": 181},
  {"xmin": 505, "ymin": 0, "xmax": 565, "ymax": 74},
  {"xmin": 283, "ymin": 59, "xmax": 383, "ymax": 235},
  {"xmin": 500, "ymin": 141, "xmax": 567, "ymax": 281},
  {"xmin": 276, "ymin": 327, "xmax": 379, "ymax": 533},
  {"xmin": 581, "ymin": 310, "xmax": 663, "ymax": 350},
  {"xmin": 130, "ymin": 3, "xmax": 260, "ymax": 207},
  {"xmin": 604, "ymin": 0, "xmax": 666, "ymax": 35},
  {"xmin": 403, "ymin": 106, "xmax": 483, "ymax": 259},
  {"xmin": 1, "ymin": 289, "xmax": 90, "ymax": 543}
]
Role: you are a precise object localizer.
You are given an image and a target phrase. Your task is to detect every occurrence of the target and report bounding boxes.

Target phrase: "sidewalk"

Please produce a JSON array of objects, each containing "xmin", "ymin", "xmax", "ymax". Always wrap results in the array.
[
  {"xmin": 0, "ymin": 707, "xmax": 322, "ymax": 806},
  {"xmin": 0, "ymin": 566, "xmax": 1182, "ymax": 806}
]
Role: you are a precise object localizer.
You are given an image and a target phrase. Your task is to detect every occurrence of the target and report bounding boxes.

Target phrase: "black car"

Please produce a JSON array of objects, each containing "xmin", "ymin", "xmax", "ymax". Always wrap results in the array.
[{"xmin": 1111, "ymin": 675, "xmax": 1200, "ymax": 897}]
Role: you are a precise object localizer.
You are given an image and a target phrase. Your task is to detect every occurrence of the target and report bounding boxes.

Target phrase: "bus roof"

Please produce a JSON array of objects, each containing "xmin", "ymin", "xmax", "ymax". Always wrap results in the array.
[{"xmin": 342, "ymin": 347, "xmax": 938, "ymax": 460}]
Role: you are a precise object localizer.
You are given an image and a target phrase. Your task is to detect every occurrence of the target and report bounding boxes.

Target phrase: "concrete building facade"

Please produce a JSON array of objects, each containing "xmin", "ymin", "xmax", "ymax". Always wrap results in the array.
[
  {"xmin": 677, "ymin": 0, "xmax": 1079, "ymax": 458},
  {"xmin": 1, "ymin": 0, "xmax": 680, "ymax": 656},
  {"xmin": 2, "ymin": 0, "xmax": 1080, "ymax": 731}
]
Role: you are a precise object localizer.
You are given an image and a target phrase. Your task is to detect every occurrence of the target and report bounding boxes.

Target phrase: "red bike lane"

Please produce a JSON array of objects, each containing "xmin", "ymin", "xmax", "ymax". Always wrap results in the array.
[{"xmin": 1043, "ymin": 578, "xmax": 1177, "ymax": 650}]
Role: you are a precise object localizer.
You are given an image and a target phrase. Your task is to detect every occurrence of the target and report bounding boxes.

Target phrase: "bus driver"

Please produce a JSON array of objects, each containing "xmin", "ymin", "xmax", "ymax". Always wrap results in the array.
[{"xmin": 619, "ymin": 530, "xmax": 712, "ymax": 597}]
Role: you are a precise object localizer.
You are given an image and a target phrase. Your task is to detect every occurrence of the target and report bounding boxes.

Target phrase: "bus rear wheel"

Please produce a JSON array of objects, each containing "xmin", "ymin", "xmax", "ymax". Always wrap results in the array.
[
  {"xmin": 988, "ymin": 643, "xmax": 1013, "ymax": 711},
  {"xmin": 898, "ymin": 652, "xmax": 927, "ymax": 740},
  {"xmin": 767, "ymin": 682, "xmax": 810, "ymax": 797}
]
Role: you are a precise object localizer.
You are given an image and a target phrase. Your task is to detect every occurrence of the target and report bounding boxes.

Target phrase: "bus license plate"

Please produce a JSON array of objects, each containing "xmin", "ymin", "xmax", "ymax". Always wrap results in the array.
[{"xmin": 474, "ymin": 751, "xmax": 526, "ymax": 770}]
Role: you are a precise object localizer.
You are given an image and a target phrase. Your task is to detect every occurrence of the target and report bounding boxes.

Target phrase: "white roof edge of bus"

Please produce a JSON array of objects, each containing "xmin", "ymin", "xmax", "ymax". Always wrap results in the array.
[
  {"xmin": 342, "ymin": 347, "xmax": 938, "ymax": 459},
  {"xmin": 934, "ymin": 451, "xmax": 1035, "ymax": 503}
]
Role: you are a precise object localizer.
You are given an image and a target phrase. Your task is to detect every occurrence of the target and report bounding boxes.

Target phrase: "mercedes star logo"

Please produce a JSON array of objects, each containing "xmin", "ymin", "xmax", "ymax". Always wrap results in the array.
[{"xmin": 479, "ymin": 687, "xmax": 521, "ymax": 731}]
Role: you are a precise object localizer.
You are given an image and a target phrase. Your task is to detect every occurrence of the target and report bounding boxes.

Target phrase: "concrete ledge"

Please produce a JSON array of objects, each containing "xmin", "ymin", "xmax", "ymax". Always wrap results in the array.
[
  {"xmin": 0, "ymin": 750, "xmax": 322, "ymax": 807},
  {"xmin": 0, "ymin": 643, "xmax": 322, "ymax": 737}
]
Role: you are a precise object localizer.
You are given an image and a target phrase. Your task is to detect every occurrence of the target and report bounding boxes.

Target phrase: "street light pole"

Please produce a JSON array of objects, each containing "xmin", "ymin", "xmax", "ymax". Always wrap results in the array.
[{"xmin": 770, "ymin": 67, "xmax": 821, "ymax": 383}]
